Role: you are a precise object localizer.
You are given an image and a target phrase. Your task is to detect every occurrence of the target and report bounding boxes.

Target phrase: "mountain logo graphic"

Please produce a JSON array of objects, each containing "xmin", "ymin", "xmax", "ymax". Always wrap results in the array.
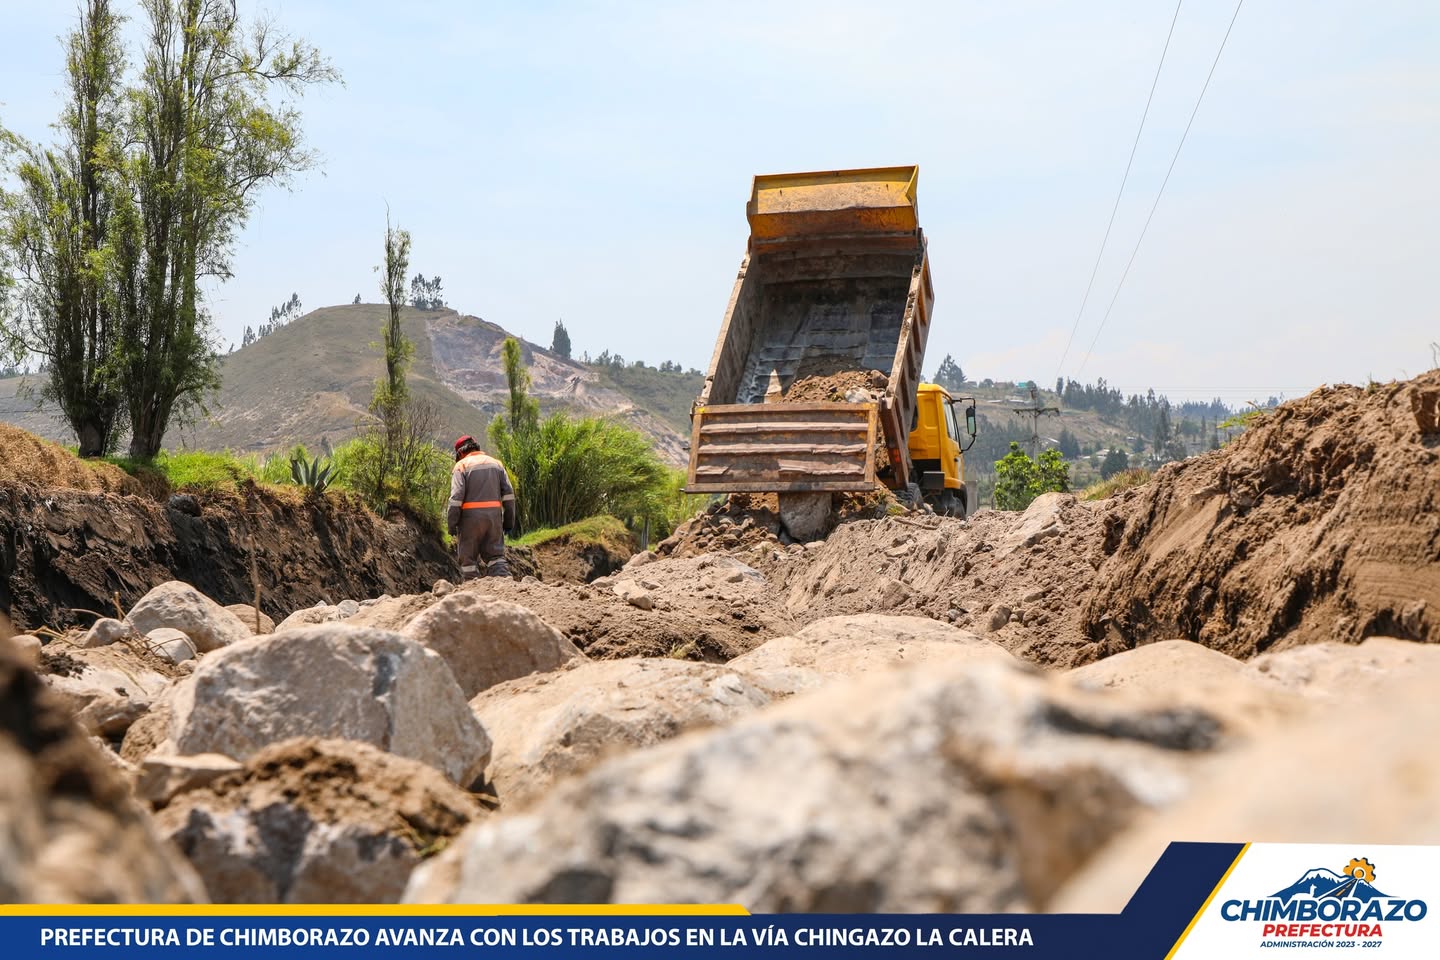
[
  {"xmin": 1271, "ymin": 858, "xmax": 1388, "ymax": 903},
  {"xmin": 1221, "ymin": 855, "xmax": 1429, "ymax": 926}
]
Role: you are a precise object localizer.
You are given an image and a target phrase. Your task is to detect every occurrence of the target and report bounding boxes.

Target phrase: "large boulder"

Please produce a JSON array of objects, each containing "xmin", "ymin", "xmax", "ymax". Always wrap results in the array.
[
  {"xmin": 1052, "ymin": 644, "xmax": 1440, "ymax": 912},
  {"xmin": 42, "ymin": 641, "xmax": 176, "ymax": 738},
  {"xmin": 127, "ymin": 581, "xmax": 252, "ymax": 654},
  {"xmin": 0, "ymin": 646, "xmax": 206, "ymax": 903},
  {"xmin": 406, "ymin": 657, "xmax": 1221, "ymax": 910},
  {"xmin": 156, "ymin": 739, "xmax": 485, "ymax": 903},
  {"xmin": 402, "ymin": 594, "xmax": 584, "ymax": 698},
  {"xmin": 729, "ymin": 614, "xmax": 1015, "ymax": 698},
  {"xmin": 146, "ymin": 625, "xmax": 491, "ymax": 786},
  {"xmin": 471, "ymin": 658, "xmax": 770, "ymax": 809}
]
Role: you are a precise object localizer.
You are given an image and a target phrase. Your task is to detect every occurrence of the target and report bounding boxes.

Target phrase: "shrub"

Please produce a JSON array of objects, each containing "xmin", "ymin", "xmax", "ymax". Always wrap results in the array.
[
  {"xmin": 993, "ymin": 442, "xmax": 1071, "ymax": 511},
  {"xmin": 489, "ymin": 410, "xmax": 669, "ymax": 534}
]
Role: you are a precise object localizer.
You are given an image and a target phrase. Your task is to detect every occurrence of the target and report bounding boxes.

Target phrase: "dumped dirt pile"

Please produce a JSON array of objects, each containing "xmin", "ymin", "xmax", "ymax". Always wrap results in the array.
[
  {"xmin": 1079, "ymin": 373, "xmax": 1440, "ymax": 661},
  {"xmin": 0, "ymin": 482, "xmax": 456, "ymax": 632},
  {"xmin": 773, "ymin": 494, "xmax": 1117, "ymax": 666},
  {"xmin": 0, "ymin": 424, "xmax": 141, "ymax": 495}
]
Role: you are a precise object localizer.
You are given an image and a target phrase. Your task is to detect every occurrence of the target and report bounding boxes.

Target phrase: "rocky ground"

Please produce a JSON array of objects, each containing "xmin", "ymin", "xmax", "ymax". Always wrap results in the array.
[{"xmin": 1, "ymin": 371, "xmax": 1437, "ymax": 906}]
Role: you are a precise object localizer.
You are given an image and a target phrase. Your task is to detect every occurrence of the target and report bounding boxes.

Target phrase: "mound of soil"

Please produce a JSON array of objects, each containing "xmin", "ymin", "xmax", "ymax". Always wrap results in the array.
[
  {"xmin": 1079, "ymin": 373, "xmax": 1440, "ymax": 661},
  {"xmin": 777, "ymin": 370, "xmax": 880, "ymax": 403},
  {"xmin": 772, "ymin": 496, "xmax": 1117, "ymax": 666},
  {"xmin": 0, "ymin": 424, "xmax": 140, "ymax": 495},
  {"xmin": 0, "ymin": 481, "xmax": 456, "ymax": 633}
]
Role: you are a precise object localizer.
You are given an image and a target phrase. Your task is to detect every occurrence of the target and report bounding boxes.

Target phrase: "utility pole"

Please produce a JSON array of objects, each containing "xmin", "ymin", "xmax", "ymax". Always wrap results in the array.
[{"xmin": 1009, "ymin": 381, "xmax": 1061, "ymax": 459}]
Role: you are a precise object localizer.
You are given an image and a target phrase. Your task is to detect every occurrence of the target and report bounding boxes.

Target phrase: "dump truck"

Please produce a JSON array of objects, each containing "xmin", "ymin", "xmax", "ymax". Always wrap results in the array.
[{"xmin": 686, "ymin": 165, "xmax": 976, "ymax": 537}]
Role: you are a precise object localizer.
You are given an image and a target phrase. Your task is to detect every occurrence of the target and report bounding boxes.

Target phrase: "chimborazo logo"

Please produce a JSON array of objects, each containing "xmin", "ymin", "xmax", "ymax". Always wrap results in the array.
[{"xmin": 1221, "ymin": 857, "xmax": 1428, "ymax": 940}]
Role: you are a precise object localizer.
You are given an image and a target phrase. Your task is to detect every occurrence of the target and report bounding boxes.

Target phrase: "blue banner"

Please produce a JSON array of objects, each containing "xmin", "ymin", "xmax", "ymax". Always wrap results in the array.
[{"xmin": 10, "ymin": 844, "xmax": 1436, "ymax": 960}]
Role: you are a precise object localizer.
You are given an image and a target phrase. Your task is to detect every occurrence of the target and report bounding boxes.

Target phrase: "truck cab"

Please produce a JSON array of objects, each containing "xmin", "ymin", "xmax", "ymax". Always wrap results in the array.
[{"xmin": 908, "ymin": 383, "xmax": 976, "ymax": 517}]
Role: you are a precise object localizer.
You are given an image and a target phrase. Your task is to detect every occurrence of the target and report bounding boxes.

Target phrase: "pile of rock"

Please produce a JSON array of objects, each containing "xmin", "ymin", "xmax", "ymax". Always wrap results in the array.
[{"xmin": 5, "ymin": 556, "xmax": 1438, "ymax": 909}]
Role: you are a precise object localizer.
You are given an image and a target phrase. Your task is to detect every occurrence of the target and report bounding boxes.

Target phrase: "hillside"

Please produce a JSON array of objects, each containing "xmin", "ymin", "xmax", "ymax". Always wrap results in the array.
[{"xmin": 0, "ymin": 305, "xmax": 693, "ymax": 464}]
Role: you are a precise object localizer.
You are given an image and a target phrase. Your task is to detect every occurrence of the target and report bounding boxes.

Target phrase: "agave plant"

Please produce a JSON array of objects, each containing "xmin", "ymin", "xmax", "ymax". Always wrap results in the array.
[{"xmin": 290, "ymin": 455, "xmax": 334, "ymax": 495}]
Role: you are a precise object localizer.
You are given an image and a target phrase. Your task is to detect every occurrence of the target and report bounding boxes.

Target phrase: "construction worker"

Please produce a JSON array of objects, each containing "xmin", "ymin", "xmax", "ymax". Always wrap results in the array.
[{"xmin": 447, "ymin": 436, "xmax": 516, "ymax": 580}]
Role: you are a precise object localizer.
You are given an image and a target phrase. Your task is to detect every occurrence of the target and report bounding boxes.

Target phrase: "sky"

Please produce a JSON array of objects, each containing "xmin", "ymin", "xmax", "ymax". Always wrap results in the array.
[{"xmin": 1, "ymin": 0, "xmax": 1436, "ymax": 404}]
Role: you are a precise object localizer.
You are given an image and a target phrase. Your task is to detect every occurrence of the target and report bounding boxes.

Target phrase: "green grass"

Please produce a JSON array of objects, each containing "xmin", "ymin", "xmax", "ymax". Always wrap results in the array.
[
  {"xmin": 104, "ymin": 445, "xmax": 321, "ymax": 496},
  {"xmin": 512, "ymin": 514, "xmax": 634, "ymax": 550},
  {"xmin": 1081, "ymin": 468, "xmax": 1153, "ymax": 501}
]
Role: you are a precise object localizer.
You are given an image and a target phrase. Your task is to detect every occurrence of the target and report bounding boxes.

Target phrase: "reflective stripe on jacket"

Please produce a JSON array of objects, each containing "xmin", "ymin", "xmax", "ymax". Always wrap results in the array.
[{"xmin": 447, "ymin": 452, "xmax": 516, "ymax": 533}]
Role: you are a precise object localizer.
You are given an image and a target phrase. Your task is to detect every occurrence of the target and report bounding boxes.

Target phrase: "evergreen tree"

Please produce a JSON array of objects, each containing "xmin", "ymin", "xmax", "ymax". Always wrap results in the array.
[
  {"xmin": 932, "ymin": 354, "xmax": 965, "ymax": 391},
  {"xmin": 551, "ymin": 319, "xmax": 572, "ymax": 359},
  {"xmin": 1057, "ymin": 427, "xmax": 1080, "ymax": 459},
  {"xmin": 1101, "ymin": 447, "xmax": 1129, "ymax": 479}
]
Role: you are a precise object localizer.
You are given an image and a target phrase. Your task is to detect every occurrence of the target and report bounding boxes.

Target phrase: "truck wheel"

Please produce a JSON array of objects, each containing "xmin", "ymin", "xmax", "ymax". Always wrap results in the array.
[{"xmin": 930, "ymin": 490, "xmax": 967, "ymax": 518}]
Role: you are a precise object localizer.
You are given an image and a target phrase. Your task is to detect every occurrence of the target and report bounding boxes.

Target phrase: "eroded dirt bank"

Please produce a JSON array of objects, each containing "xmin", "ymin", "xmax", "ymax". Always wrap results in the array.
[{"xmin": 0, "ymin": 483, "xmax": 456, "ymax": 632}]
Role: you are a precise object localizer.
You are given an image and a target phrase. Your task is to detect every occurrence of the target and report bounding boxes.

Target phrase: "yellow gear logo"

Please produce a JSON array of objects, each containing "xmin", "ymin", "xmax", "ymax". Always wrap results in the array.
[{"xmin": 1343, "ymin": 857, "xmax": 1377, "ymax": 883}]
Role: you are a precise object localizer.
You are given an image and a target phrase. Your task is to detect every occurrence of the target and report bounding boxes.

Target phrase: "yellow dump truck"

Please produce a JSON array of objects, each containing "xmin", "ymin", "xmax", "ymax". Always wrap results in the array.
[{"xmin": 686, "ymin": 166, "xmax": 976, "ymax": 535}]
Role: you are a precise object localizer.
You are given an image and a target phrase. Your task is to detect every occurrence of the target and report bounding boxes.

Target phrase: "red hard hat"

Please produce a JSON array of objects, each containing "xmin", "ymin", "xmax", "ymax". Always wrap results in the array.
[{"xmin": 454, "ymin": 435, "xmax": 476, "ymax": 452}]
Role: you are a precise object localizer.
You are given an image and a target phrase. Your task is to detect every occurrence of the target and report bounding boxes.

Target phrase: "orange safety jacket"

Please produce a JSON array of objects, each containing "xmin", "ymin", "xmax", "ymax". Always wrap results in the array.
[{"xmin": 447, "ymin": 451, "xmax": 516, "ymax": 534}]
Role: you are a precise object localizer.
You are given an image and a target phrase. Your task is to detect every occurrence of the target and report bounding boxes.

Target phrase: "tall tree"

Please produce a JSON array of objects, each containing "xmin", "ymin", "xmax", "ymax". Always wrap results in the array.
[
  {"xmin": 931, "ymin": 353, "xmax": 964, "ymax": 392},
  {"xmin": 501, "ymin": 336, "xmax": 539, "ymax": 433},
  {"xmin": 116, "ymin": 0, "xmax": 336, "ymax": 457},
  {"xmin": 0, "ymin": 0, "xmax": 128, "ymax": 456},
  {"xmin": 551, "ymin": 319, "xmax": 571, "ymax": 359},
  {"xmin": 371, "ymin": 215, "xmax": 413, "ymax": 502}
]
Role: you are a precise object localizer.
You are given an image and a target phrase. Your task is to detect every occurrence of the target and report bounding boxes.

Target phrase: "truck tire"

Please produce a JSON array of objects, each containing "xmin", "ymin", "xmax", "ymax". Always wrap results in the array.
[{"xmin": 928, "ymin": 489, "xmax": 967, "ymax": 518}]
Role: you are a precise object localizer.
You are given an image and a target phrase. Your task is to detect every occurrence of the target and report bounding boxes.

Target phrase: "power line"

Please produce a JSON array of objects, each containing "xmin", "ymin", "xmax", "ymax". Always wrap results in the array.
[
  {"xmin": 1055, "ymin": 0, "xmax": 1184, "ymax": 383},
  {"xmin": 1076, "ymin": 0, "xmax": 1246, "ymax": 377}
]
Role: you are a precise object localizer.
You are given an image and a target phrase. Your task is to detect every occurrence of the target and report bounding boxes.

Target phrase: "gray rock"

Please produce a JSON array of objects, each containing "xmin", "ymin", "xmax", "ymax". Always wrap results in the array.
[
  {"xmin": 1002, "ymin": 492, "xmax": 1071, "ymax": 553},
  {"xmin": 623, "ymin": 551, "xmax": 657, "ymax": 570},
  {"xmin": 7, "ymin": 635, "xmax": 42, "ymax": 669},
  {"xmin": 402, "ymin": 594, "xmax": 584, "ymax": 699},
  {"xmin": 138, "ymin": 753, "xmax": 243, "ymax": 806},
  {"xmin": 126, "ymin": 581, "xmax": 252, "ymax": 654},
  {"xmin": 156, "ymin": 739, "xmax": 484, "ymax": 904},
  {"xmin": 337, "ymin": 599, "xmax": 361, "ymax": 617},
  {"xmin": 986, "ymin": 605, "xmax": 1013, "ymax": 633},
  {"xmin": 612, "ymin": 579, "xmax": 654, "ymax": 611},
  {"xmin": 83, "ymin": 618, "xmax": 135, "ymax": 649},
  {"xmin": 146, "ymin": 628, "xmax": 197, "ymax": 665},
  {"xmin": 44, "ymin": 643, "xmax": 173, "ymax": 738},
  {"xmin": 407, "ymin": 657, "xmax": 1218, "ymax": 910},
  {"xmin": 149, "ymin": 625, "xmax": 491, "ymax": 786},
  {"xmin": 432, "ymin": 579, "xmax": 455, "ymax": 597},
  {"xmin": 273, "ymin": 605, "xmax": 342, "ymax": 632},
  {"xmin": 470, "ymin": 658, "xmax": 770, "ymax": 809}
]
